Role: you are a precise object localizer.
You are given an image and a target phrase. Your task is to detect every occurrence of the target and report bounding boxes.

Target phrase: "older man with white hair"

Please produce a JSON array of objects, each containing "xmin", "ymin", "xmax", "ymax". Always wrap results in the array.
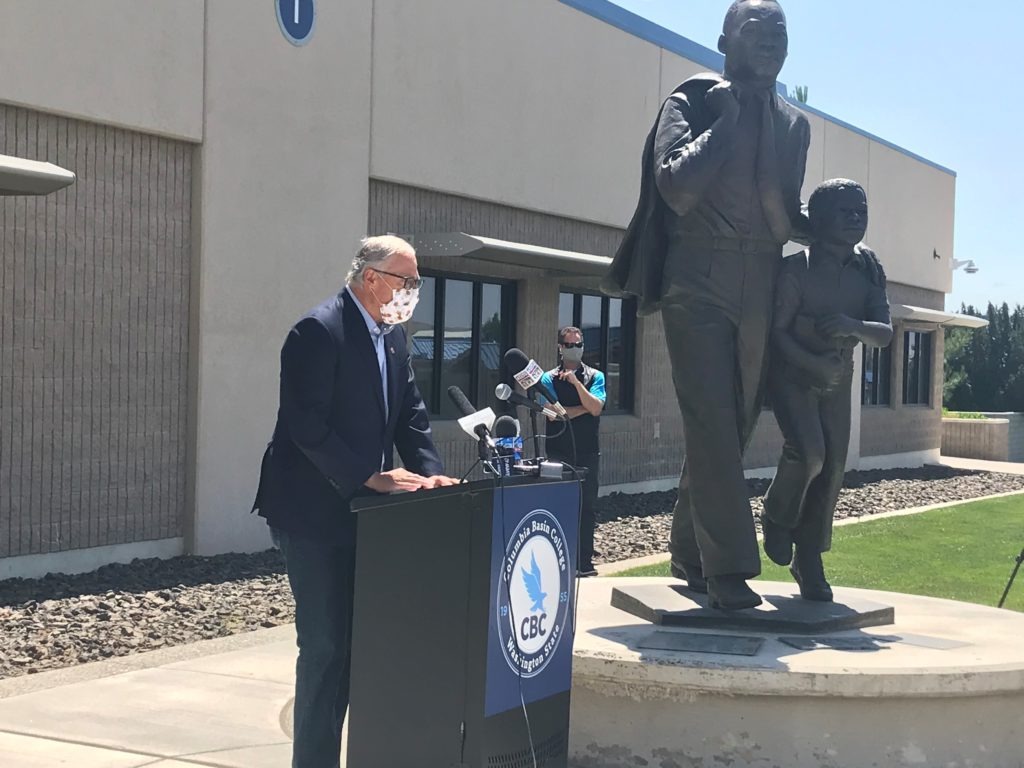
[{"xmin": 253, "ymin": 234, "xmax": 457, "ymax": 768}]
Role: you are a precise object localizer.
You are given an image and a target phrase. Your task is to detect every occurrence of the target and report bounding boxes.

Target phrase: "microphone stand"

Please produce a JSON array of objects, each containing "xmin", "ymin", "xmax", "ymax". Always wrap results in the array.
[{"xmin": 529, "ymin": 408, "xmax": 542, "ymax": 462}]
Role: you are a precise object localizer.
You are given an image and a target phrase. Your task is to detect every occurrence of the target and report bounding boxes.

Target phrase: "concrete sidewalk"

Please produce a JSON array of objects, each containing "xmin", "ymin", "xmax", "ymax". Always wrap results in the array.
[
  {"xmin": 934, "ymin": 455, "xmax": 1024, "ymax": 475},
  {"xmin": 0, "ymin": 626, "xmax": 300, "ymax": 767}
]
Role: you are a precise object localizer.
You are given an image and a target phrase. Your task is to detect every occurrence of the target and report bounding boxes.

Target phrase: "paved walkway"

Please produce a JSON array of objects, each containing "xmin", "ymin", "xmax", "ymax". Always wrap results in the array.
[
  {"xmin": 934, "ymin": 455, "xmax": 1024, "ymax": 475},
  {"xmin": 0, "ymin": 627, "xmax": 300, "ymax": 767},
  {"xmin": 2, "ymin": 455, "xmax": 1023, "ymax": 766}
]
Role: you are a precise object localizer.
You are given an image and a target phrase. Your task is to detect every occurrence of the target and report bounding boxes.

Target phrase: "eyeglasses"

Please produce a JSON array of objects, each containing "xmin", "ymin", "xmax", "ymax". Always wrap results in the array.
[
  {"xmin": 559, "ymin": 341, "xmax": 584, "ymax": 349},
  {"xmin": 371, "ymin": 268, "xmax": 423, "ymax": 291}
]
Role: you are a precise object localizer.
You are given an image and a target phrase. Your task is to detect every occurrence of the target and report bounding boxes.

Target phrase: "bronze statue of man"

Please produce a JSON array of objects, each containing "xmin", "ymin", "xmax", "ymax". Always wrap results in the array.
[{"xmin": 603, "ymin": 0, "xmax": 811, "ymax": 610}]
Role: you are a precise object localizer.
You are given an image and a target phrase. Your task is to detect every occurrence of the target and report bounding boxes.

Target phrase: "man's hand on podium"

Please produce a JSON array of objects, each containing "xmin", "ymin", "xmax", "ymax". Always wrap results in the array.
[
  {"xmin": 364, "ymin": 469, "xmax": 462, "ymax": 493},
  {"xmin": 424, "ymin": 475, "xmax": 462, "ymax": 488},
  {"xmin": 365, "ymin": 468, "xmax": 430, "ymax": 493}
]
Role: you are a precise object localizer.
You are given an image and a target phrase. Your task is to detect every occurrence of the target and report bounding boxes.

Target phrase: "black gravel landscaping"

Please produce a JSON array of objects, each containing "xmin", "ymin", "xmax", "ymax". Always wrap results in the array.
[{"xmin": 2, "ymin": 466, "xmax": 1022, "ymax": 680}]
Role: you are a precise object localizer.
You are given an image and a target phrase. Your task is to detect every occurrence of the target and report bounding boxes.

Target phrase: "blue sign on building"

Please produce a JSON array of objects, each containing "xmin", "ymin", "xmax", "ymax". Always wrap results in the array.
[{"xmin": 276, "ymin": 0, "xmax": 315, "ymax": 46}]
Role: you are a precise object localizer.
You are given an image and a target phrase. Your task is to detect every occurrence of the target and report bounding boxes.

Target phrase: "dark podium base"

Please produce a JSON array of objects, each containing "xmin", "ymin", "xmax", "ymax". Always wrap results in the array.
[{"xmin": 611, "ymin": 583, "xmax": 894, "ymax": 634}]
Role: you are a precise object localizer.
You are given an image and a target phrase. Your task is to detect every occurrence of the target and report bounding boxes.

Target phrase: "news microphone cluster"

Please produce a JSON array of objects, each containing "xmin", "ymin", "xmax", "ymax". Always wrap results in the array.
[
  {"xmin": 494, "ymin": 383, "xmax": 564, "ymax": 421},
  {"xmin": 503, "ymin": 348, "xmax": 567, "ymax": 419}
]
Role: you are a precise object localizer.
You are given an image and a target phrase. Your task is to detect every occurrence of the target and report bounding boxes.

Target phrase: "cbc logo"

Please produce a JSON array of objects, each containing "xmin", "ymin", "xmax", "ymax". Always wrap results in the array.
[{"xmin": 497, "ymin": 509, "xmax": 571, "ymax": 677}]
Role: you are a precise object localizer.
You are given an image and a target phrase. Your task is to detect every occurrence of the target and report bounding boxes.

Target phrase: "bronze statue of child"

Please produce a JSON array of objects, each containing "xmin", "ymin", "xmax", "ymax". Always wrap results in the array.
[{"xmin": 761, "ymin": 179, "xmax": 893, "ymax": 601}]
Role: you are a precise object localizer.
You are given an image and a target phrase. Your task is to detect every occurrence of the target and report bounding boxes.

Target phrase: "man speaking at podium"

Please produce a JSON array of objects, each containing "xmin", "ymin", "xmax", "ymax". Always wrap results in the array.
[{"xmin": 253, "ymin": 235, "xmax": 457, "ymax": 768}]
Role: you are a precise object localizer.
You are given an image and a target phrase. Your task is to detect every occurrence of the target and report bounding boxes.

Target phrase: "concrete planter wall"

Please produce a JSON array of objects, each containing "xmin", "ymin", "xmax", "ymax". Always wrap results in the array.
[{"xmin": 942, "ymin": 413, "xmax": 1024, "ymax": 462}]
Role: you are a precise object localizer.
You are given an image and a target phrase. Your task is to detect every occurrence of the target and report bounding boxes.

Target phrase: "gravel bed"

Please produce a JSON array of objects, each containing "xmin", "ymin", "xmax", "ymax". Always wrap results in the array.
[
  {"xmin": 2, "ymin": 466, "xmax": 1022, "ymax": 680},
  {"xmin": 0, "ymin": 551, "xmax": 292, "ymax": 680},
  {"xmin": 593, "ymin": 465, "xmax": 1024, "ymax": 564}
]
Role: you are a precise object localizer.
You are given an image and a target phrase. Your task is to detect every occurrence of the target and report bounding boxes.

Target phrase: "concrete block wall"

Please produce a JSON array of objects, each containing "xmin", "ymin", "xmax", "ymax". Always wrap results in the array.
[
  {"xmin": 0, "ymin": 105, "xmax": 192, "ymax": 558},
  {"xmin": 993, "ymin": 413, "xmax": 1024, "ymax": 461},
  {"xmin": 942, "ymin": 418, "xmax": 1011, "ymax": 462},
  {"xmin": 944, "ymin": 413, "xmax": 1024, "ymax": 462}
]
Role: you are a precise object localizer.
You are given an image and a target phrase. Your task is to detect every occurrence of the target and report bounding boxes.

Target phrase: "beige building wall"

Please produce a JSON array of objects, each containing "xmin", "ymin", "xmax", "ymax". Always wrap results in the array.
[
  {"xmin": 189, "ymin": 1, "xmax": 376, "ymax": 555},
  {"xmin": 867, "ymin": 144, "xmax": 955, "ymax": 294},
  {"xmin": 0, "ymin": 106, "xmax": 193, "ymax": 561},
  {"xmin": 0, "ymin": 0, "xmax": 204, "ymax": 141},
  {"xmin": 369, "ymin": 0, "xmax": 661, "ymax": 227}
]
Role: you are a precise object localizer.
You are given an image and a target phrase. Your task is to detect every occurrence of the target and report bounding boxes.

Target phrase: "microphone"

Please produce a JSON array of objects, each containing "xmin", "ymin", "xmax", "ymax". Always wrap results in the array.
[
  {"xmin": 493, "ymin": 415, "xmax": 520, "ymax": 439},
  {"xmin": 502, "ymin": 348, "xmax": 568, "ymax": 418},
  {"xmin": 446, "ymin": 385, "xmax": 495, "ymax": 445},
  {"xmin": 495, "ymin": 383, "xmax": 562, "ymax": 421},
  {"xmin": 492, "ymin": 415, "xmax": 521, "ymax": 478}
]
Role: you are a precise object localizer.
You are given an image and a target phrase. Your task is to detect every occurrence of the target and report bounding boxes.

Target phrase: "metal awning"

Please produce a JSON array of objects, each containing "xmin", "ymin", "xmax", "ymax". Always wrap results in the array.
[
  {"xmin": 406, "ymin": 232, "xmax": 612, "ymax": 277},
  {"xmin": 891, "ymin": 304, "xmax": 988, "ymax": 329},
  {"xmin": 0, "ymin": 153, "xmax": 75, "ymax": 196}
]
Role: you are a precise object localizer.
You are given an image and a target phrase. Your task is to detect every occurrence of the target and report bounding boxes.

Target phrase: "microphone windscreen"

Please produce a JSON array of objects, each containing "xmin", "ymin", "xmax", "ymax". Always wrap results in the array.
[
  {"xmin": 446, "ymin": 385, "xmax": 477, "ymax": 418},
  {"xmin": 503, "ymin": 347, "xmax": 530, "ymax": 371},
  {"xmin": 494, "ymin": 415, "xmax": 519, "ymax": 438}
]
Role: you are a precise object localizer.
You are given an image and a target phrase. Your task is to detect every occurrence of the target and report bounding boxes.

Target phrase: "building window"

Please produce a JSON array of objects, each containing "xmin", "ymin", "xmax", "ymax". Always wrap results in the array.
[
  {"xmin": 902, "ymin": 331, "xmax": 933, "ymax": 406},
  {"xmin": 558, "ymin": 291, "xmax": 636, "ymax": 413},
  {"xmin": 862, "ymin": 344, "xmax": 892, "ymax": 406},
  {"xmin": 408, "ymin": 273, "xmax": 516, "ymax": 417}
]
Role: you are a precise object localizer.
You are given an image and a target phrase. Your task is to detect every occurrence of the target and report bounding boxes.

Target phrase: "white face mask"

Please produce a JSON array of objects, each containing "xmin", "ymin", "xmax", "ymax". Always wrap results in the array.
[
  {"xmin": 560, "ymin": 345, "xmax": 585, "ymax": 365},
  {"xmin": 372, "ymin": 283, "xmax": 420, "ymax": 325}
]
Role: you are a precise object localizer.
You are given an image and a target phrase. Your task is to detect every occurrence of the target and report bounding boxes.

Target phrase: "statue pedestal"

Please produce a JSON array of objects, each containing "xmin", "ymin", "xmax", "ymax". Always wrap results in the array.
[
  {"xmin": 570, "ymin": 578, "xmax": 1024, "ymax": 768},
  {"xmin": 611, "ymin": 582, "xmax": 894, "ymax": 634}
]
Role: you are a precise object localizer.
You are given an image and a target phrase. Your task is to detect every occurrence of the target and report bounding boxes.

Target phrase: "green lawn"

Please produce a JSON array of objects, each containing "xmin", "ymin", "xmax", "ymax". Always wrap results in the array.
[{"xmin": 614, "ymin": 496, "xmax": 1024, "ymax": 612}]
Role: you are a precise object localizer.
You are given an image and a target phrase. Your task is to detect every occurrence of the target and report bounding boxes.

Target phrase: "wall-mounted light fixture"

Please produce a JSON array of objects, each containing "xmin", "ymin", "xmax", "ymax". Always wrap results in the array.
[{"xmin": 0, "ymin": 153, "xmax": 75, "ymax": 196}]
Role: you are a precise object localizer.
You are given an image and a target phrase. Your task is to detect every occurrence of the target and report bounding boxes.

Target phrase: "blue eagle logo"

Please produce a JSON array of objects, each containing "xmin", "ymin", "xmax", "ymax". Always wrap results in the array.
[{"xmin": 521, "ymin": 551, "xmax": 547, "ymax": 613}]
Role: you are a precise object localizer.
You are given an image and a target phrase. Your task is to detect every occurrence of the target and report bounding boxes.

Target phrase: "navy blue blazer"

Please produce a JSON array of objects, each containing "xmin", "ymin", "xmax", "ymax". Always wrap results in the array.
[{"xmin": 253, "ymin": 289, "xmax": 444, "ymax": 545}]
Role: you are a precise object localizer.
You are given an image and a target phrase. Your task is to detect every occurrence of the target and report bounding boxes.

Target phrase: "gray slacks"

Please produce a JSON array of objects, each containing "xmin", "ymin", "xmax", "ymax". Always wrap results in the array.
[{"xmin": 664, "ymin": 245, "xmax": 780, "ymax": 579}]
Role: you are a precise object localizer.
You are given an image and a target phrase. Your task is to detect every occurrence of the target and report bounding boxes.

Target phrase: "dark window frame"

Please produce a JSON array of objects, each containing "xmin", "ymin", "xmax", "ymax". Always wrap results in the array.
[
  {"xmin": 862, "ymin": 343, "xmax": 893, "ymax": 407},
  {"xmin": 416, "ymin": 269, "xmax": 517, "ymax": 416},
  {"xmin": 558, "ymin": 289, "xmax": 637, "ymax": 415},
  {"xmin": 902, "ymin": 330, "xmax": 933, "ymax": 406}
]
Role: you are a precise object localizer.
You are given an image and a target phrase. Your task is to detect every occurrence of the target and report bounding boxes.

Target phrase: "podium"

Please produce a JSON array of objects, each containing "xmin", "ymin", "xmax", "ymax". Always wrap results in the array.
[{"xmin": 348, "ymin": 475, "xmax": 580, "ymax": 767}]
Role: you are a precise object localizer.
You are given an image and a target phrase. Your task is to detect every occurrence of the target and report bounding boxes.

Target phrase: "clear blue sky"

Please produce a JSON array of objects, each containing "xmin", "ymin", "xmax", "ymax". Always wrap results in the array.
[{"xmin": 609, "ymin": 0, "xmax": 1021, "ymax": 312}]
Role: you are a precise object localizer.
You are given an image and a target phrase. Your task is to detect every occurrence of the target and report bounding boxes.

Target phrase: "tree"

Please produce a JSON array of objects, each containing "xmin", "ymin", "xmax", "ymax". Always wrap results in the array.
[
  {"xmin": 481, "ymin": 312, "xmax": 502, "ymax": 343},
  {"xmin": 945, "ymin": 302, "xmax": 1024, "ymax": 412},
  {"xmin": 793, "ymin": 85, "xmax": 809, "ymax": 104}
]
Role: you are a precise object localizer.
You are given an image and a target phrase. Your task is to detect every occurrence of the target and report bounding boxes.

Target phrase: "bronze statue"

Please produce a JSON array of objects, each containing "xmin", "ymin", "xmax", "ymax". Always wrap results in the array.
[
  {"xmin": 762, "ymin": 179, "xmax": 892, "ymax": 601},
  {"xmin": 604, "ymin": 0, "xmax": 810, "ymax": 610}
]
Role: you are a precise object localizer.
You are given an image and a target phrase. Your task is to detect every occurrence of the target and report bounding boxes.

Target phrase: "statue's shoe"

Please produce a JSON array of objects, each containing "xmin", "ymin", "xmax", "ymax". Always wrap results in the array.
[
  {"xmin": 670, "ymin": 560, "xmax": 708, "ymax": 594},
  {"xmin": 707, "ymin": 575, "xmax": 763, "ymax": 611},
  {"xmin": 791, "ymin": 551, "xmax": 834, "ymax": 602},
  {"xmin": 761, "ymin": 515, "xmax": 794, "ymax": 566}
]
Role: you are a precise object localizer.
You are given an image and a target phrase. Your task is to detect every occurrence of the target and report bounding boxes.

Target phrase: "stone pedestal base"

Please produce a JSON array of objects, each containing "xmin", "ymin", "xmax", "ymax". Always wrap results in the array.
[{"xmin": 570, "ymin": 578, "xmax": 1024, "ymax": 768}]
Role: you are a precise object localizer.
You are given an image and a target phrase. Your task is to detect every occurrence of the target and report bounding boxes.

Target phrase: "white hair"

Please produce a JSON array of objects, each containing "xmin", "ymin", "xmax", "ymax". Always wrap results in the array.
[{"xmin": 346, "ymin": 235, "xmax": 415, "ymax": 285}]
